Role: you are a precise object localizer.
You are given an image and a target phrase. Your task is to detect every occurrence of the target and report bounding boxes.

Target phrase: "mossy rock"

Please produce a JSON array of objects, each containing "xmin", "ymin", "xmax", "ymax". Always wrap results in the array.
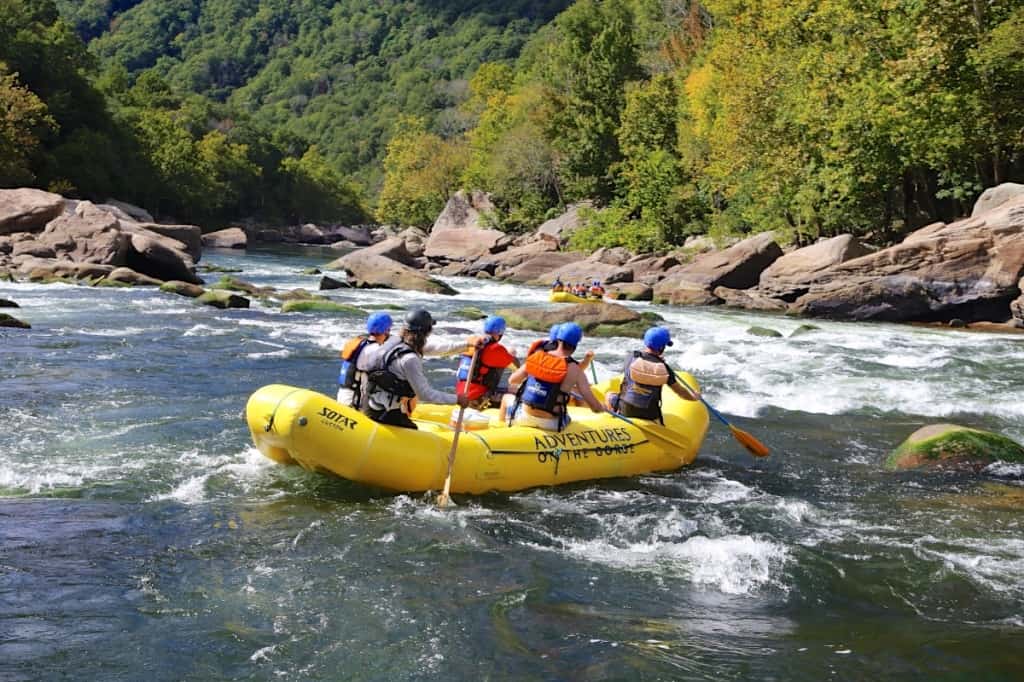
[
  {"xmin": 454, "ymin": 306, "xmax": 487, "ymax": 320},
  {"xmin": 198, "ymin": 264, "xmax": 243, "ymax": 273},
  {"xmin": 747, "ymin": 326, "xmax": 783, "ymax": 338},
  {"xmin": 372, "ymin": 304, "xmax": 406, "ymax": 311},
  {"xmin": 639, "ymin": 311, "xmax": 664, "ymax": 323},
  {"xmin": 590, "ymin": 321, "xmax": 649, "ymax": 338},
  {"xmin": 302, "ymin": 267, "xmax": 322, "ymax": 275},
  {"xmin": 280, "ymin": 300, "xmax": 364, "ymax": 314},
  {"xmin": 160, "ymin": 281, "xmax": 205, "ymax": 298},
  {"xmin": 93, "ymin": 278, "xmax": 132, "ymax": 288},
  {"xmin": 0, "ymin": 313, "xmax": 30, "ymax": 329},
  {"xmin": 886, "ymin": 424, "xmax": 1024, "ymax": 471},
  {"xmin": 198, "ymin": 289, "xmax": 250, "ymax": 309},
  {"xmin": 274, "ymin": 288, "xmax": 328, "ymax": 302},
  {"xmin": 211, "ymin": 275, "xmax": 274, "ymax": 296},
  {"xmin": 789, "ymin": 324, "xmax": 821, "ymax": 338}
]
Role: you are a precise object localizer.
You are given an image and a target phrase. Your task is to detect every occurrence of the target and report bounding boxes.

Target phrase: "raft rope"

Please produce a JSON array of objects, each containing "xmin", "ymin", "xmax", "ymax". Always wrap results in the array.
[{"xmin": 264, "ymin": 388, "xmax": 305, "ymax": 433}]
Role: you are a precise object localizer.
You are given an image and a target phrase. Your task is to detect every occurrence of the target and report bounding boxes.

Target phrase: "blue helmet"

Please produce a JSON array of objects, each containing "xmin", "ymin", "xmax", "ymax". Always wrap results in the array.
[
  {"xmin": 548, "ymin": 323, "xmax": 561, "ymax": 340},
  {"xmin": 643, "ymin": 326, "xmax": 674, "ymax": 352},
  {"xmin": 366, "ymin": 312, "xmax": 393, "ymax": 335},
  {"xmin": 556, "ymin": 322, "xmax": 583, "ymax": 348},
  {"xmin": 483, "ymin": 315, "xmax": 506, "ymax": 335}
]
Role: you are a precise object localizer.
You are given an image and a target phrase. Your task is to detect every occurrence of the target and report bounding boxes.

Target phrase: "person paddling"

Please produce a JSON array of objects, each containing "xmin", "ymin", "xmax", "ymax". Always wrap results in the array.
[
  {"xmin": 607, "ymin": 326, "xmax": 699, "ymax": 423},
  {"xmin": 455, "ymin": 315, "xmax": 520, "ymax": 410},
  {"xmin": 526, "ymin": 323, "xmax": 595, "ymax": 371},
  {"xmin": 503, "ymin": 322, "xmax": 604, "ymax": 431},
  {"xmin": 362, "ymin": 309, "xmax": 474, "ymax": 429},
  {"xmin": 337, "ymin": 312, "xmax": 393, "ymax": 407}
]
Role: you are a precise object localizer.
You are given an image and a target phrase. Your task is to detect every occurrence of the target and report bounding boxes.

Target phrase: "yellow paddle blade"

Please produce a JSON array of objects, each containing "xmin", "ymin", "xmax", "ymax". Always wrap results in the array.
[
  {"xmin": 731, "ymin": 425, "xmax": 770, "ymax": 457},
  {"xmin": 436, "ymin": 492, "xmax": 455, "ymax": 507}
]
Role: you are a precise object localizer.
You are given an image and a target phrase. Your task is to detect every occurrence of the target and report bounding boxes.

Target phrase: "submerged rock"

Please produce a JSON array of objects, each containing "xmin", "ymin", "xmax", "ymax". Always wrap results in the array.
[
  {"xmin": 0, "ymin": 298, "xmax": 18, "ymax": 308},
  {"xmin": 280, "ymin": 300, "xmax": 363, "ymax": 314},
  {"xmin": 886, "ymin": 424, "xmax": 1024, "ymax": 471},
  {"xmin": 160, "ymin": 281, "xmax": 205, "ymax": 298},
  {"xmin": 746, "ymin": 326, "xmax": 783, "ymax": 337}
]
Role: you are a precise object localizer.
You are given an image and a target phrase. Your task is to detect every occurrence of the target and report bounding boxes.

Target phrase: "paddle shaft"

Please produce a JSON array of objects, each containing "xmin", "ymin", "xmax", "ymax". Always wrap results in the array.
[{"xmin": 438, "ymin": 346, "xmax": 481, "ymax": 506}]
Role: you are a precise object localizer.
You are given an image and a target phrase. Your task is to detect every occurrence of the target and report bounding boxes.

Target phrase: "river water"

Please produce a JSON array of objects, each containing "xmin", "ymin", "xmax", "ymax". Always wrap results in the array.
[{"xmin": 2, "ymin": 245, "xmax": 1023, "ymax": 680}]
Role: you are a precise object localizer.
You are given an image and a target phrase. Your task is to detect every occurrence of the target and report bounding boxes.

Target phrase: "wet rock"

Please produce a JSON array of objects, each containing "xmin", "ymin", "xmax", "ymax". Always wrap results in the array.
[
  {"xmin": 198, "ymin": 290, "xmax": 250, "ymax": 309},
  {"xmin": 605, "ymin": 282, "xmax": 653, "ymax": 301},
  {"xmin": 886, "ymin": 424, "xmax": 1024, "ymax": 471},
  {"xmin": 0, "ymin": 188, "xmax": 64, "ymax": 235},
  {"xmin": 281, "ymin": 300, "xmax": 363, "ymax": 314},
  {"xmin": 0, "ymin": 298, "xmax": 17, "ymax": 307},
  {"xmin": 948, "ymin": 318, "xmax": 967, "ymax": 328},
  {"xmin": 496, "ymin": 302, "xmax": 662, "ymax": 338},
  {"xmin": 454, "ymin": 306, "xmax": 487, "ymax": 320},
  {"xmin": 104, "ymin": 267, "xmax": 163, "ymax": 286},
  {"xmin": 202, "ymin": 227, "xmax": 247, "ymax": 249},
  {"xmin": 302, "ymin": 267, "xmax": 322, "ymax": 275},
  {"xmin": 0, "ymin": 313, "xmax": 30, "ymax": 328},
  {"xmin": 160, "ymin": 281, "xmax": 205, "ymax": 297},
  {"xmin": 789, "ymin": 324, "xmax": 821, "ymax": 337},
  {"xmin": 319, "ymin": 275, "xmax": 349, "ymax": 290},
  {"xmin": 746, "ymin": 326, "xmax": 783, "ymax": 338},
  {"xmin": 714, "ymin": 286, "xmax": 788, "ymax": 312},
  {"xmin": 209, "ymin": 275, "xmax": 275, "ymax": 297}
]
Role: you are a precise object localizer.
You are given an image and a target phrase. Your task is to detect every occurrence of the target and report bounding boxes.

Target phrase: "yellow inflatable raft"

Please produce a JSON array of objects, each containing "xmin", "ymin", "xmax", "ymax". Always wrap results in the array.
[
  {"xmin": 246, "ymin": 378, "xmax": 709, "ymax": 495},
  {"xmin": 549, "ymin": 291, "xmax": 603, "ymax": 304}
]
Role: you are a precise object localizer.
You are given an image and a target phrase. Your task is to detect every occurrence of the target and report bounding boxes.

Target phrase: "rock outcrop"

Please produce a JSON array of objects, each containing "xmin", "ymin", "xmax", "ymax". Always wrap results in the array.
[
  {"xmin": 757, "ymin": 234, "xmax": 870, "ymax": 301},
  {"xmin": 791, "ymin": 196, "xmax": 1024, "ymax": 322},
  {"xmin": 0, "ymin": 188, "xmax": 64, "ymax": 235},
  {"xmin": 202, "ymin": 227, "xmax": 247, "ymax": 249},
  {"xmin": 654, "ymin": 232, "xmax": 782, "ymax": 305},
  {"xmin": 331, "ymin": 252, "xmax": 458, "ymax": 295}
]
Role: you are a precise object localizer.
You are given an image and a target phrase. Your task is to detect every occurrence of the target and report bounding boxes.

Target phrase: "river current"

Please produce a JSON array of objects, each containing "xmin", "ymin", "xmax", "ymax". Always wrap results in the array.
[{"xmin": 2, "ymin": 245, "xmax": 1023, "ymax": 680}]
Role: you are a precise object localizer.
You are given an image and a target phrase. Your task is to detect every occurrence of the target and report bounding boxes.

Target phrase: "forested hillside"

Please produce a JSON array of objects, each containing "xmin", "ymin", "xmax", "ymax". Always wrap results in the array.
[
  {"xmin": 53, "ymin": 0, "xmax": 571, "ymax": 183},
  {"xmin": 6, "ymin": 0, "xmax": 1024, "ymax": 245}
]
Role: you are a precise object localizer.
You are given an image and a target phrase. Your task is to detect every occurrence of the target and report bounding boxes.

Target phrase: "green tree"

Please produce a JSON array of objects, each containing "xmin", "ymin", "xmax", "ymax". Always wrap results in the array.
[{"xmin": 0, "ymin": 68, "xmax": 57, "ymax": 185}]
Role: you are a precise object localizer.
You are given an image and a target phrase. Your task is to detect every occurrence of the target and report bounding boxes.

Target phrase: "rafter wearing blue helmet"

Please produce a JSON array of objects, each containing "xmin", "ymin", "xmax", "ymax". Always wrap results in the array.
[
  {"xmin": 454, "ymin": 315, "xmax": 520, "ymax": 409},
  {"xmin": 337, "ymin": 312, "xmax": 393, "ymax": 408},
  {"xmin": 503, "ymin": 322, "xmax": 605, "ymax": 431},
  {"xmin": 607, "ymin": 326, "xmax": 699, "ymax": 422}
]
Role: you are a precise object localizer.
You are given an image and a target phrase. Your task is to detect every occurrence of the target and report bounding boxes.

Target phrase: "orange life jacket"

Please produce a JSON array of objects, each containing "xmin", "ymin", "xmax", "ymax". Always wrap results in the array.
[
  {"xmin": 517, "ymin": 350, "xmax": 573, "ymax": 418},
  {"xmin": 455, "ymin": 336, "xmax": 511, "ymax": 400}
]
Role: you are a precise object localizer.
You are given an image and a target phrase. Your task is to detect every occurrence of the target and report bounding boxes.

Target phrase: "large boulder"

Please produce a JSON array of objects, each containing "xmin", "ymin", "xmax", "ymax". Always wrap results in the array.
[
  {"xmin": 758, "ymin": 234, "xmax": 870, "ymax": 301},
  {"xmin": 971, "ymin": 182, "xmax": 1024, "ymax": 217},
  {"xmin": 528, "ymin": 260, "xmax": 633, "ymax": 286},
  {"xmin": 133, "ymin": 223, "xmax": 202, "ymax": 261},
  {"xmin": 431, "ymin": 189, "xmax": 496, "ymax": 231},
  {"xmin": 536, "ymin": 202, "xmax": 591, "ymax": 246},
  {"xmin": 101, "ymin": 199, "xmax": 154, "ymax": 222},
  {"xmin": 605, "ymin": 282, "xmax": 653, "ymax": 301},
  {"xmin": 1012, "ymin": 276, "xmax": 1024, "ymax": 324},
  {"xmin": 424, "ymin": 190, "xmax": 506, "ymax": 261},
  {"xmin": 0, "ymin": 188, "xmax": 65, "ymax": 235},
  {"xmin": 886, "ymin": 424, "xmax": 1024, "ymax": 471},
  {"xmin": 654, "ymin": 233, "xmax": 782, "ymax": 305},
  {"xmin": 35, "ymin": 201, "xmax": 128, "ymax": 265},
  {"xmin": 498, "ymin": 251, "xmax": 585, "ymax": 283},
  {"xmin": 792, "ymin": 197, "xmax": 1024, "ymax": 322},
  {"xmin": 714, "ymin": 286, "xmax": 788, "ymax": 312},
  {"xmin": 332, "ymin": 252, "xmax": 457, "ymax": 295},
  {"xmin": 496, "ymin": 302, "xmax": 661, "ymax": 338},
  {"xmin": 202, "ymin": 227, "xmax": 247, "ymax": 250},
  {"xmin": 126, "ymin": 232, "xmax": 199, "ymax": 283}
]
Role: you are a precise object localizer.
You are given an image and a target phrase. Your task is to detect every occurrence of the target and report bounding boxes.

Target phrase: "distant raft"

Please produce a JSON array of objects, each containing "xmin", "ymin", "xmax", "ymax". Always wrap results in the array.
[
  {"xmin": 246, "ymin": 377, "xmax": 709, "ymax": 495},
  {"xmin": 549, "ymin": 291, "xmax": 603, "ymax": 304}
]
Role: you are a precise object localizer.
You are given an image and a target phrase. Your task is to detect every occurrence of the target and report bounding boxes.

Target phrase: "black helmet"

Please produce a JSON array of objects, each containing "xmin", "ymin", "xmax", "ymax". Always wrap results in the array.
[{"xmin": 405, "ymin": 308, "xmax": 434, "ymax": 333}]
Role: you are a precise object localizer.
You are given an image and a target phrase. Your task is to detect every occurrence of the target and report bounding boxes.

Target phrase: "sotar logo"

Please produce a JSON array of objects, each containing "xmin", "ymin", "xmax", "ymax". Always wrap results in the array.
[{"xmin": 319, "ymin": 406, "xmax": 358, "ymax": 430}]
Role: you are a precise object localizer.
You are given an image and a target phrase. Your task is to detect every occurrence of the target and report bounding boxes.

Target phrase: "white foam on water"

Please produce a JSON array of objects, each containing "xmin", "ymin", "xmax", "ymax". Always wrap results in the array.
[
  {"xmin": 0, "ymin": 465, "xmax": 87, "ymax": 494},
  {"xmin": 912, "ymin": 534, "xmax": 1024, "ymax": 598},
  {"xmin": 184, "ymin": 323, "xmax": 233, "ymax": 337},
  {"xmin": 153, "ymin": 474, "xmax": 209, "ymax": 504},
  {"xmin": 985, "ymin": 462, "xmax": 1024, "ymax": 479}
]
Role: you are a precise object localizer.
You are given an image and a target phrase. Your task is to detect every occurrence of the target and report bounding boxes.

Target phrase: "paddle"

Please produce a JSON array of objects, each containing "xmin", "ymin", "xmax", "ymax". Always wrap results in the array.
[
  {"xmin": 437, "ymin": 347, "xmax": 480, "ymax": 508},
  {"xmin": 669, "ymin": 370, "xmax": 769, "ymax": 458},
  {"xmin": 605, "ymin": 409, "xmax": 695, "ymax": 456}
]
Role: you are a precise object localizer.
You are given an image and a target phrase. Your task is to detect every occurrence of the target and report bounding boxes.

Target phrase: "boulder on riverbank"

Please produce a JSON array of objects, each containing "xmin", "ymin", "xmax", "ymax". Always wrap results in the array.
[
  {"xmin": 886, "ymin": 424, "xmax": 1024, "ymax": 471},
  {"xmin": 0, "ymin": 188, "xmax": 64, "ymax": 235},
  {"xmin": 202, "ymin": 227, "xmax": 247, "ymax": 249},
  {"xmin": 330, "ymin": 252, "xmax": 457, "ymax": 295},
  {"xmin": 496, "ymin": 302, "xmax": 661, "ymax": 338},
  {"xmin": 654, "ymin": 232, "xmax": 782, "ymax": 305}
]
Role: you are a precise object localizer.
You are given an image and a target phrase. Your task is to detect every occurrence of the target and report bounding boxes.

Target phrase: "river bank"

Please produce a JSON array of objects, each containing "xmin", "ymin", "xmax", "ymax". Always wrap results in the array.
[{"xmin": 2, "ymin": 243, "xmax": 1024, "ymax": 679}]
